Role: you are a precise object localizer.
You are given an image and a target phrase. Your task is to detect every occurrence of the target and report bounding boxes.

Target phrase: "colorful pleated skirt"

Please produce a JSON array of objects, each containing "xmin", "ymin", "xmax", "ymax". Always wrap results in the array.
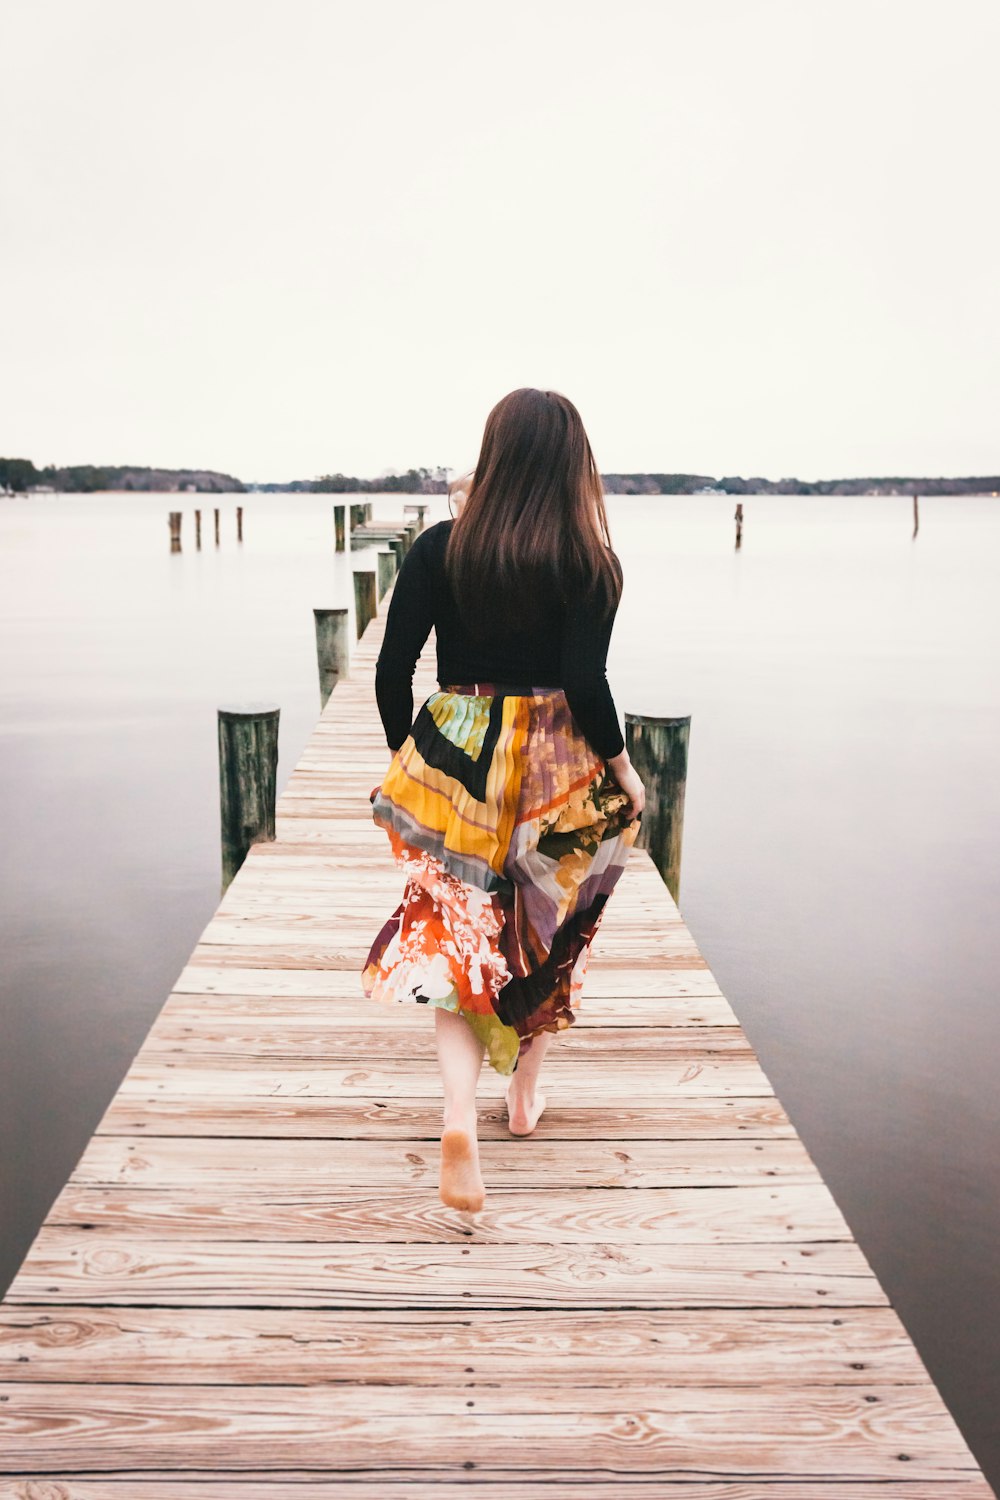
[{"xmin": 362, "ymin": 684, "xmax": 641, "ymax": 1075}]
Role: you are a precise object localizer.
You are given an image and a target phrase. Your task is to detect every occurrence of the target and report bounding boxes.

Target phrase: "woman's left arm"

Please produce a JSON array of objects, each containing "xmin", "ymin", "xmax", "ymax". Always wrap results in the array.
[{"xmin": 559, "ymin": 574, "xmax": 645, "ymax": 819}]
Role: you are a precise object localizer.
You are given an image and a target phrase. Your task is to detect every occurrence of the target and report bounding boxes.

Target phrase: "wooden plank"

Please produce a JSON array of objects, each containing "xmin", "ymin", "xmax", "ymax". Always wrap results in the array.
[
  {"xmin": 0, "ymin": 1305, "xmax": 929, "ymax": 1385},
  {"xmin": 42, "ymin": 1181, "xmax": 851, "ymax": 1243},
  {"xmin": 0, "ymin": 1383, "xmax": 980, "ymax": 1479},
  {"xmin": 0, "ymin": 1485, "xmax": 990, "ymax": 1499},
  {"xmin": 96, "ymin": 1094, "xmax": 796, "ymax": 1139},
  {"xmin": 4, "ymin": 1233, "xmax": 886, "ymax": 1307},
  {"xmin": 62, "ymin": 1134, "xmax": 827, "ymax": 1189}
]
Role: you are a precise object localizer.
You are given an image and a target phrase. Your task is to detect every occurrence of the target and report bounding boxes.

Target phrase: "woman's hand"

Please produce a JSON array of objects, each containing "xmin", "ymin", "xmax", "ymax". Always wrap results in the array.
[{"xmin": 607, "ymin": 749, "xmax": 645, "ymax": 821}]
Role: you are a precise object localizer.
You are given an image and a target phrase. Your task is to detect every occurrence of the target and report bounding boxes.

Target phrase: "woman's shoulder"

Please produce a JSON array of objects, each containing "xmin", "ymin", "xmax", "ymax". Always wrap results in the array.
[{"xmin": 408, "ymin": 517, "xmax": 454, "ymax": 564}]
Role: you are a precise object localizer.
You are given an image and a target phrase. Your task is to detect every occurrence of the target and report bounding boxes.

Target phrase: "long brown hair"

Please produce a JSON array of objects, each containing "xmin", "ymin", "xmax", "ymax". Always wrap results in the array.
[{"xmin": 445, "ymin": 388, "xmax": 621, "ymax": 635}]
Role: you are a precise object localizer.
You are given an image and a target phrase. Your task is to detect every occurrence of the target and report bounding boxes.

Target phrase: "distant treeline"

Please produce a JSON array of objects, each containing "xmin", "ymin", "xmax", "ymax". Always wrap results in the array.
[
  {"xmin": 4, "ymin": 456, "xmax": 997, "ymax": 498},
  {"xmin": 0, "ymin": 458, "xmax": 245, "ymax": 493},
  {"xmin": 251, "ymin": 467, "xmax": 450, "ymax": 494},
  {"xmin": 603, "ymin": 473, "xmax": 1000, "ymax": 495}
]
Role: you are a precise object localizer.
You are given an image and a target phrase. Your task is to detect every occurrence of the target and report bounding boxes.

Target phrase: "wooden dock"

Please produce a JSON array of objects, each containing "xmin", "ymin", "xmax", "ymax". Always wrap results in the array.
[{"xmin": 0, "ymin": 591, "xmax": 993, "ymax": 1495}]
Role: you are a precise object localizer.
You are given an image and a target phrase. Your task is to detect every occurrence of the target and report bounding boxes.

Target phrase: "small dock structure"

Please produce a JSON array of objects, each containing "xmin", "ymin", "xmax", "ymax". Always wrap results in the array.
[{"xmin": 0, "ymin": 590, "xmax": 993, "ymax": 1493}]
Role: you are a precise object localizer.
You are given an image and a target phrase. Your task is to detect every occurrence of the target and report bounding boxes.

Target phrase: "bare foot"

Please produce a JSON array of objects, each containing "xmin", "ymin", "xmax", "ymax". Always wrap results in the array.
[
  {"xmin": 439, "ymin": 1126, "xmax": 485, "ymax": 1212},
  {"xmin": 504, "ymin": 1079, "xmax": 547, "ymax": 1137}
]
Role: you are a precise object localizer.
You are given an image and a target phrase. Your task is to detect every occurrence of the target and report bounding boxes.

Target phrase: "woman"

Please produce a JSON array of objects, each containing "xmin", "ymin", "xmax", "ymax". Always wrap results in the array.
[{"xmin": 362, "ymin": 388, "xmax": 645, "ymax": 1212}]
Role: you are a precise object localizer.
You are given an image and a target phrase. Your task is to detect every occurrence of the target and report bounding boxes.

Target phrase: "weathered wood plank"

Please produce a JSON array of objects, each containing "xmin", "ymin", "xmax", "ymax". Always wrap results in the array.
[
  {"xmin": 5, "ymin": 1233, "xmax": 885, "ymax": 1308},
  {"xmin": 42, "ymin": 1181, "xmax": 851, "ymax": 1243},
  {"xmin": 0, "ymin": 1305, "xmax": 928, "ymax": 1386},
  {"xmin": 64, "ymin": 1135, "xmax": 825, "ymax": 1190},
  {"xmin": 0, "ymin": 1383, "xmax": 977, "ymax": 1478},
  {"xmin": 95, "ymin": 1095, "xmax": 795, "ymax": 1139}
]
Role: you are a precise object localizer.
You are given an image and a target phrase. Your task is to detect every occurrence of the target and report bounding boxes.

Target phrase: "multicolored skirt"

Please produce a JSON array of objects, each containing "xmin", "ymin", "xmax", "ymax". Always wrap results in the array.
[{"xmin": 362, "ymin": 684, "xmax": 641, "ymax": 1075}]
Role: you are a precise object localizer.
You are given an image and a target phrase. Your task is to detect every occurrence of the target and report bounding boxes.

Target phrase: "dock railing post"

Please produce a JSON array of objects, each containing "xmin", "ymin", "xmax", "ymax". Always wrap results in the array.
[
  {"xmin": 313, "ymin": 608, "xmax": 349, "ymax": 708},
  {"xmin": 334, "ymin": 504, "xmax": 346, "ymax": 553},
  {"xmin": 376, "ymin": 549, "xmax": 397, "ymax": 602},
  {"xmin": 624, "ymin": 711, "xmax": 691, "ymax": 902},
  {"xmin": 353, "ymin": 567, "xmax": 377, "ymax": 638},
  {"xmin": 217, "ymin": 702, "xmax": 281, "ymax": 892}
]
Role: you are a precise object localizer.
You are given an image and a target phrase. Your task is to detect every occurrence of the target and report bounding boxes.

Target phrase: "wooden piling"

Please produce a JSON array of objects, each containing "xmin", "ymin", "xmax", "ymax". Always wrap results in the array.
[
  {"xmin": 313, "ymin": 607, "xmax": 350, "ymax": 708},
  {"xmin": 334, "ymin": 504, "xmax": 346, "ymax": 553},
  {"xmin": 217, "ymin": 703, "xmax": 281, "ymax": 892},
  {"xmin": 390, "ymin": 535, "xmax": 406, "ymax": 570},
  {"xmin": 376, "ymin": 549, "xmax": 397, "ymax": 601},
  {"xmin": 353, "ymin": 568, "xmax": 377, "ymax": 639},
  {"xmin": 214, "ymin": 508, "xmax": 221, "ymax": 546},
  {"xmin": 625, "ymin": 711, "xmax": 691, "ymax": 902},
  {"xmin": 194, "ymin": 509, "xmax": 202, "ymax": 549},
  {"xmin": 350, "ymin": 503, "xmax": 368, "ymax": 530},
  {"xmin": 168, "ymin": 511, "xmax": 182, "ymax": 552},
  {"xmin": 236, "ymin": 505, "xmax": 243, "ymax": 542}
]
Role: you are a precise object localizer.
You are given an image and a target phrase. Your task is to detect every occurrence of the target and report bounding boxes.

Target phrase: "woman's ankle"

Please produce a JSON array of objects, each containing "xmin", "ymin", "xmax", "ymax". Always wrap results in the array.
[{"xmin": 442, "ymin": 1102, "xmax": 477, "ymax": 1134}]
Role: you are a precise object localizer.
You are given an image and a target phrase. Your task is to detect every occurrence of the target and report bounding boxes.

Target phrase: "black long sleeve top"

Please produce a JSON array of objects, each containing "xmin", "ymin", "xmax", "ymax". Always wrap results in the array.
[{"xmin": 374, "ymin": 519, "xmax": 626, "ymax": 760}]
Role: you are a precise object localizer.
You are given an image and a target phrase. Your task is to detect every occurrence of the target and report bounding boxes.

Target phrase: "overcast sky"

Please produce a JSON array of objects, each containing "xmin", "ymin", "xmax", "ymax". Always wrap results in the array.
[{"xmin": 1, "ymin": 0, "xmax": 997, "ymax": 482}]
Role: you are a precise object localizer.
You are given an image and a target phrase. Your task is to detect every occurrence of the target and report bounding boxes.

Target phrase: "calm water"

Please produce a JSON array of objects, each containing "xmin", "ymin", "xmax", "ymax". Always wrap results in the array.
[{"xmin": 2, "ymin": 490, "xmax": 999, "ymax": 1480}]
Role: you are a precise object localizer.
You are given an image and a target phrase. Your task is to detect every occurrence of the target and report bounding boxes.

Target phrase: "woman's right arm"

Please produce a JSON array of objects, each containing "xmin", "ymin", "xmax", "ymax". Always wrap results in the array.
[{"xmin": 374, "ymin": 533, "xmax": 436, "ymax": 751}]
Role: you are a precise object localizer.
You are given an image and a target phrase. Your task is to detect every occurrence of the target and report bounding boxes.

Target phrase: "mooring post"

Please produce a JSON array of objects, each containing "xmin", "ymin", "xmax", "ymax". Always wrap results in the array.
[
  {"xmin": 624, "ymin": 712, "xmax": 691, "ymax": 902},
  {"xmin": 194, "ymin": 509, "xmax": 202, "ymax": 549},
  {"xmin": 364, "ymin": 501, "xmax": 373, "ymax": 522},
  {"xmin": 403, "ymin": 521, "xmax": 419, "ymax": 555},
  {"xmin": 168, "ymin": 511, "xmax": 182, "ymax": 552},
  {"xmin": 217, "ymin": 702, "xmax": 281, "ymax": 892},
  {"xmin": 390, "ymin": 535, "xmax": 406, "ymax": 570},
  {"xmin": 334, "ymin": 504, "xmax": 346, "ymax": 553},
  {"xmin": 313, "ymin": 607, "xmax": 349, "ymax": 708},
  {"xmin": 377, "ymin": 549, "xmax": 397, "ymax": 601},
  {"xmin": 350, "ymin": 502, "xmax": 367, "ymax": 531},
  {"xmin": 236, "ymin": 505, "xmax": 244, "ymax": 542},
  {"xmin": 214, "ymin": 507, "xmax": 221, "ymax": 546},
  {"xmin": 353, "ymin": 568, "xmax": 377, "ymax": 639}
]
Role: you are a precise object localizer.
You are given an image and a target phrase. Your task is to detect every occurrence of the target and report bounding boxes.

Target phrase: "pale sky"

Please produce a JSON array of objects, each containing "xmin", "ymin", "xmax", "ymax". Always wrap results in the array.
[{"xmin": 1, "ymin": 0, "xmax": 998, "ymax": 483}]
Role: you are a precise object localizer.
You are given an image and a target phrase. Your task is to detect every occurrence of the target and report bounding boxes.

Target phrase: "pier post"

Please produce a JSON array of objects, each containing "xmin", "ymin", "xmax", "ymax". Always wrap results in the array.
[
  {"xmin": 377, "ymin": 549, "xmax": 397, "ymax": 601},
  {"xmin": 390, "ymin": 535, "xmax": 406, "ymax": 570},
  {"xmin": 334, "ymin": 504, "xmax": 346, "ymax": 553},
  {"xmin": 217, "ymin": 702, "xmax": 281, "ymax": 892},
  {"xmin": 194, "ymin": 509, "xmax": 202, "ymax": 549},
  {"xmin": 353, "ymin": 568, "xmax": 377, "ymax": 639},
  {"xmin": 168, "ymin": 511, "xmax": 182, "ymax": 552},
  {"xmin": 624, "ymin": 712, "xmax": 691, "ymax": 902},
  {"xmin": 313, "ymin": 608, "xmax": 350, "ymax": 708},
  {"xmin": 350, "ymin": 503, "xmax": 367, "ymax": 531},
  {"xmin": 214, "ymin": 508, "xmax": 221, "ymax": 546},
  {"xmin": 236, "ymin": 505, "xmax": 243, "ymax": 542}
]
